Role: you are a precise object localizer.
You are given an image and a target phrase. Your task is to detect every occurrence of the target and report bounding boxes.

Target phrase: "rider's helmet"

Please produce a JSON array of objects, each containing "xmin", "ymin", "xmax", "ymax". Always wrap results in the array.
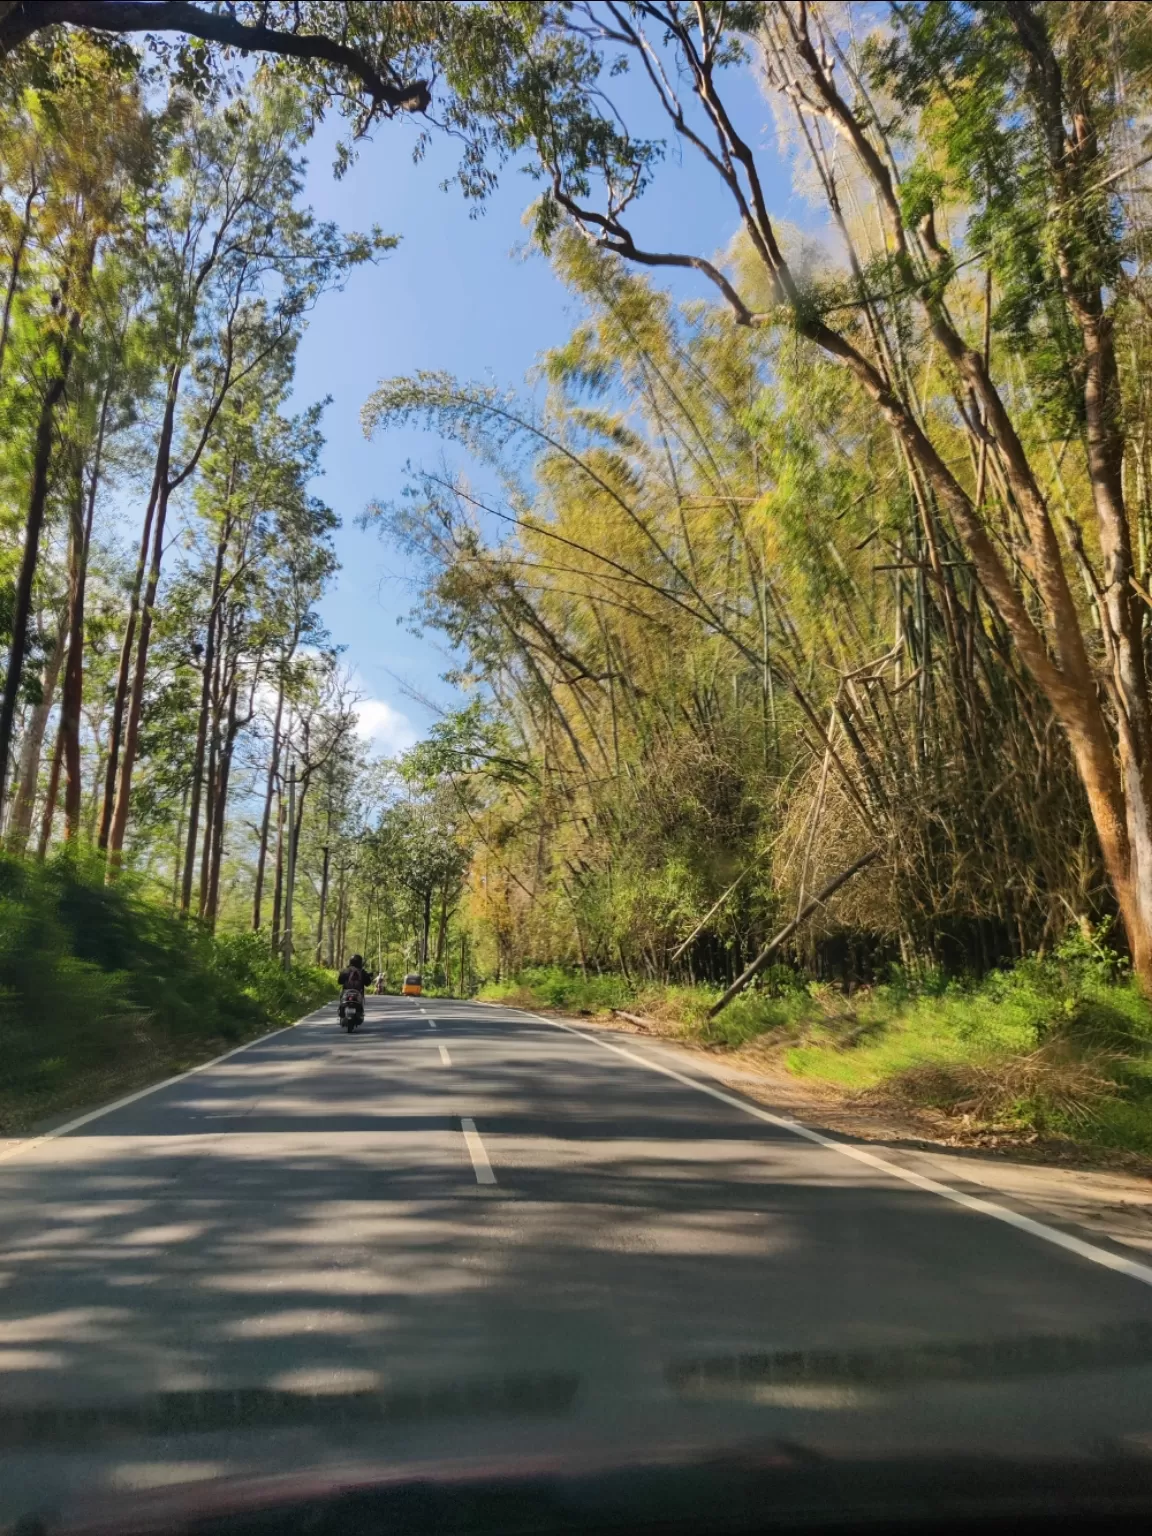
[{"xmin": 350, "ymin": 954, "xmax": 365, "ymax": 968}]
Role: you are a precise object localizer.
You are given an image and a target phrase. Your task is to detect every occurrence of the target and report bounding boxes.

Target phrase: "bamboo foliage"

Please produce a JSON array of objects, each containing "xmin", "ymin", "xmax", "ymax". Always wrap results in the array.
[{"xmin": 366, "ymin": 227, "xmax": 1097, "ymax": 981}]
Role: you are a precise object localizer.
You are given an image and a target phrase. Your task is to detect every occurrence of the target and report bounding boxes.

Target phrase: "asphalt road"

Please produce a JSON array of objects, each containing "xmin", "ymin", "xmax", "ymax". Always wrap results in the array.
[{"xmin": 5, "ymin": 994, "xmax": 1152, "ymax": 1525}]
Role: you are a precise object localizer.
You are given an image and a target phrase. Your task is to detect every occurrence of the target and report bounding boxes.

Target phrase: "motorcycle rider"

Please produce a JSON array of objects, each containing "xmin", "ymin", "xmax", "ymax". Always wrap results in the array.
[{"xmin": 337, "ymin": 954, "xmax": 369, "ymax": 1019}]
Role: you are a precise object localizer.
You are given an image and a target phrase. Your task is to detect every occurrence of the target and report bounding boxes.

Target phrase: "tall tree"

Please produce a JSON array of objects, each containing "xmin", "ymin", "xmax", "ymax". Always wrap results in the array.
[
  {"xmin": 0, "ymin": 43, "xmax": 147, "ymax": 810},
  {"xmin": 100, "ymin": 84, "xmax": 384, "ymax": 874}
]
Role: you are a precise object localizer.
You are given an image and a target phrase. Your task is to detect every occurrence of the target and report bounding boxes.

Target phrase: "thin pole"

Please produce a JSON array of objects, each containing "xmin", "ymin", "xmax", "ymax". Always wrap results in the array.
[{"xmin": 283, "ymin": 757, "xmax": 296, "ymax": 970}]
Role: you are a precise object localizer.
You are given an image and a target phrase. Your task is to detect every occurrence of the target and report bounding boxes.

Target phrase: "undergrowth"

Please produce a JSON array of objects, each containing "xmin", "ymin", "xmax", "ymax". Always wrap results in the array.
[
  {"xmin": 482, "ymin": 932, "xmax": 1152, "ymax": 1155},
  {"xmin": 0, "ymin": 850, "xmax": 334, "ymax": 1133},
  {"xmin": 479, "ymin": 966, "xmax": 634, "ymax": 1014}
]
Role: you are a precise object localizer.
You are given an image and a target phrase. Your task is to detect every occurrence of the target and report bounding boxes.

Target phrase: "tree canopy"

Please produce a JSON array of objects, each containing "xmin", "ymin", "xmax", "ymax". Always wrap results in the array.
[{"xmin": 6, "ymin": 2, "xmax": 1152, "ymax": 1002}]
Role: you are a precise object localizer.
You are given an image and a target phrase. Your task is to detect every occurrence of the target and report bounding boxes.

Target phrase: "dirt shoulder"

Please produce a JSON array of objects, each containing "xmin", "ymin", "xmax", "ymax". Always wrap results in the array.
[{"xmin": 532, "ymin": 1005, "xmax": 1152, "ymax": 1261}]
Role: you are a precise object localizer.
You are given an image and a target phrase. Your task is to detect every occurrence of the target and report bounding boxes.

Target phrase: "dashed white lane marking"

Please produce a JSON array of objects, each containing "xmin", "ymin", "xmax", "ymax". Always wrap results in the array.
[
  {"xmin": 522, "ymin": 1011, "xmax": 1152, "ymax": 1292},
  {"xmin": 438, "ymin": 1045, "xmax": 451, "ymax": 1066},
  {"xmin": 461, "ymin": 1117, "xmax": 496, "ymax": 1185}
]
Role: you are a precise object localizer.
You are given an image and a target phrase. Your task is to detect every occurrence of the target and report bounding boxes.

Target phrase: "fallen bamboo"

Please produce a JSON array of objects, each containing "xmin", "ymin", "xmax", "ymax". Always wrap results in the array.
[
  {"xmin": 670, "ymin": 861, "xmax": 759, "ymax": 964},
  {"xmin": 707, "ymin": 847, "xmax": 881, "ymax": 1018}
]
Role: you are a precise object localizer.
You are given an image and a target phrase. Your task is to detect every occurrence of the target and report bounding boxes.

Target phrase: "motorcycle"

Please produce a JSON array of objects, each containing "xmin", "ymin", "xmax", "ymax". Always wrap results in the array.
[{"xmin": 338, "ymin": 988, "xmax": 364, "ymax": 1032}]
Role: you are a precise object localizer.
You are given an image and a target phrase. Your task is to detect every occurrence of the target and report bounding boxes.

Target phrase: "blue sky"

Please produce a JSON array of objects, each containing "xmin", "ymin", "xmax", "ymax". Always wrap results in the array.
[{"xmin": 293, "ymin": 63, "xmax": 803, "ymax": 757}]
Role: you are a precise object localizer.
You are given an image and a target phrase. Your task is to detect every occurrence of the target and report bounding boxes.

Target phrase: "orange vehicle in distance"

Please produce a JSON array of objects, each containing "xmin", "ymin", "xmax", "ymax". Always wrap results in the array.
[{"xmin": 402, "ymin": 973, "xmax": 423, "ymax": 996}]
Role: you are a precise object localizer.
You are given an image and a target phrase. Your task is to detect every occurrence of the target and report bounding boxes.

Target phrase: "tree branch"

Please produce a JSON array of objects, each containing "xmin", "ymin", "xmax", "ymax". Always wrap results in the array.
[
  {"xmin": 553, "ymin": 185, "xmax": 762, "ymax": 326},
  {"xmin": 0, "ymin": 1, "xmax": 431, "ymax": 115}
]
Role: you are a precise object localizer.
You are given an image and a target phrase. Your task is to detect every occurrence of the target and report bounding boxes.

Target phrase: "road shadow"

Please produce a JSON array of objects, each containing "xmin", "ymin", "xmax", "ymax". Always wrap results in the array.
[{"xmin": 5, "ymin": 1003, "xmax": 1152, "ymax": 1518}]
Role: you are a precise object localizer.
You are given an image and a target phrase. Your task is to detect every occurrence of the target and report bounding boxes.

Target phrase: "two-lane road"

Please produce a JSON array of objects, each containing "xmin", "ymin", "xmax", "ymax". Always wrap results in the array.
[{"xmin": 4, "ymin": 994, "xmax": 1152, "ymax": 1524}]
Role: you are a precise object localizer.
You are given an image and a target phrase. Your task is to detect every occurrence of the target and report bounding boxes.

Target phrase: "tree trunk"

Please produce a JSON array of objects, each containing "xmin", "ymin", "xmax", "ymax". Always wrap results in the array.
[
  {"xmin": 98, "ymin": 378, "xmax": 177, "ymax": 849},
  {"xmin": 197, "ymin": 622, "xmax": 224, "ymax": 919},
  {"xmin": 314, "ymin": 839, "xmax": 330, "ymax": 963},
  {"xmin": 99, "ymin": 460, "xmax": 164, "ymax": 847},
  {"xmin": 291, "ymin": 772, "xmax": 309, "ymax": 879},
  {"xmin": 36, "ymin": 723, "xmax": 63, "ymax": 859},
  {"xmin": 434, "ymin": 887, "xmax": 448, "ymax": 980},
  {"xmin": 270, "ymin": 766, "xmax": 285, "ymax": 955},
  {"xmin": 5, "ymin": 618, "xmax": 65, "ymax": 854},
  {"xmin": 0, "ymin": 357, "xmax": 72, "ymax": 810},
  {"xmin": 709, "ymin": 849, "xmax": 881, "ymax": 1017},
  {"xmin": 106, "ymin": 469, "xmax": 173, "ymax": 878},
  {"xmin": 1015, "ymin": 10, "xmax": 1152, "ymax": 984},
  {"xmin": 61, "ymin": 390, "xmax": 108, "ymax": 840},
  {"xmin": 182, "ymin": 524, "xmax": 227, "ymax": 913},
  {"xmin": 86, "ymin": 739, "xmax": 105, "ymax": 844},
  {"xmin": 331, "ymin": 865, "xmax": 346, "ymax": 964},
  {"xmin": 252, "ymin": 672, "xmax": 286, "ymax": 930},
  {"xmin": 171, "ymin": 783, "xmax": 188, "ymax": 907},
  {"xmin": 420, "ymin": 887, "xmax": 433, "ymax": 969},
  {"xmin": 205, "ymin": 680, "xmax": 239, "ymax": 927},
  {"xmin": 0, "ymin": 182, "xmax": 35, "ymax": 384}
]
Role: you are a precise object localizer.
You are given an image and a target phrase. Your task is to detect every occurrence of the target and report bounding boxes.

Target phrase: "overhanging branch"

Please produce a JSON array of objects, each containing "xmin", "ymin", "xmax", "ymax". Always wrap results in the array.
[
  {"xmin": 553, "ymin": 183, "xmax": 763, "ymax": 326},
  {"xmin": 0, "ymin": 1, "xmax": 431, "ymax": 115}
]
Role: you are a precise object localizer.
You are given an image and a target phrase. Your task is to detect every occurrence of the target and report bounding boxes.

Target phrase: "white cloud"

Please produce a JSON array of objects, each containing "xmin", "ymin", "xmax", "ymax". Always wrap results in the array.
[{"xmin": 355, "ymin": 696, "xmax": 418, "ymax": 756}]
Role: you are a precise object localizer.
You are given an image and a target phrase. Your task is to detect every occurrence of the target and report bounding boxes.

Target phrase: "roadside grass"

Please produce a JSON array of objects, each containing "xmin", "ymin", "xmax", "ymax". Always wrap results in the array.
[
  {"xmin": 0, "ymin": 850, "xmax": 334, "ymax": 1134},
  {"xmin": 479, "ymin": 966, "xmax": 634, "ymax": 1014},
  {"xmin": 482, "ymin": 935, "xmax": 1152, "ymax": 1156}
]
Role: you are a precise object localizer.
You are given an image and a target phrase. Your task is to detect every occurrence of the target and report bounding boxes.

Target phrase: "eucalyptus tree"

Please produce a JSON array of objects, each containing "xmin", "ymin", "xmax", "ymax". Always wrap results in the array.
[
  {"xmin": 99, "ymin": 83, "xmax": 389, "ymax": 876},
  {"xmin": 0, "ymin": 38, "xmax": 152, "ymax": 816},
  {"xmin": 186, "ymin": 380, "xmax": 335, "ymax": 926},
  {"xmin": 360, "ymin": 768, "xmax": 472, "ymax": 977},
  {"xmin": 294, "ymin": 718, "xmax": 378, "ymax": 966},
  {"xmin": 263, "ymin": 654, "xmax": 361, "ymax": 955}
]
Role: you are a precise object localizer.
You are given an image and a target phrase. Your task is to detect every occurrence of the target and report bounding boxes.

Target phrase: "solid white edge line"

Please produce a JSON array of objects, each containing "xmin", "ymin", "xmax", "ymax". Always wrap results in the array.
[
  {"xmin": 461, "ymin": 1116, "xmax": 496, "ymax": 1184},
  {"xmin": 0, "ymin": 1006, "xmax": 331, "ymax": 1166},
  {"xmin": 439, "ymin": 1044, "xmax": 451, "ymax": 1066},
  {"xmin": 512, "ymin": 1008, "xmax": 1152, "ymax": 1292}
]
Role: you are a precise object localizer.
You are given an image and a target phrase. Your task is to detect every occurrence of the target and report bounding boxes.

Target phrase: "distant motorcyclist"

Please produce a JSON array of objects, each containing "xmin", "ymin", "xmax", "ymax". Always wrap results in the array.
[{"xmin": 374, "ymin": 972, "xmax": 386, "ymax": 994}]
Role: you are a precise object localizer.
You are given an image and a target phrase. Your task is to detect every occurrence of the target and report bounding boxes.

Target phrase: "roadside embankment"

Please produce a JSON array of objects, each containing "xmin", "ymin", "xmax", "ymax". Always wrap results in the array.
[{"xmin": 0, "ymin": 852, "xmax": 334, "ymax": 1134}]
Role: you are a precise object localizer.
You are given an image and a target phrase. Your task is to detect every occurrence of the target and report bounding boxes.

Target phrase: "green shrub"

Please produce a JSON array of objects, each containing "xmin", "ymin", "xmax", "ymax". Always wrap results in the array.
[
  {"xmin": 0, "ymin": 851, "xmax": 334, "ymax": 1132},
  {"xmin": 479, "ymin": 965, "xmax": 634, "ymax": 1013},
  {"xmin": 700, "ymin": 989, "xmax": 814, "ymax": 1048},
  {"xmin": 781, "ymin": 931, "xmax": 1152, "ymax": 1152}
]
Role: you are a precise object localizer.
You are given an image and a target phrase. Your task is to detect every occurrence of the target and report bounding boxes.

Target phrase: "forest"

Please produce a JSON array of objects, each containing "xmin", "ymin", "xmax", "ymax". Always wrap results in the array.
[{"xmin": 4, "ymin": 1, "xmax": 1152, "ymax": 1154}]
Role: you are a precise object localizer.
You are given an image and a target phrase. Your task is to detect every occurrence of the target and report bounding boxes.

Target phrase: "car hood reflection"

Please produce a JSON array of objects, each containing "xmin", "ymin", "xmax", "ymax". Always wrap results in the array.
[
  {"xmin": 0, "ymin": 1370, "xmax": 580, "ymax": 1449},
  {"xmin": 668, "ymin": 1320, "xmax": 1152, "ymax": 1401}
]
